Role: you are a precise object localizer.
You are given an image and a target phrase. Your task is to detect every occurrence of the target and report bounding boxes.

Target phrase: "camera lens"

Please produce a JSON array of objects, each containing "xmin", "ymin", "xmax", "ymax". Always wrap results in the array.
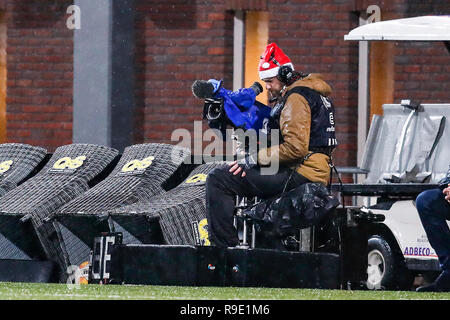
[{"xmin": 207, "ymin": 104, "xmax": 222, "ymax": 120}]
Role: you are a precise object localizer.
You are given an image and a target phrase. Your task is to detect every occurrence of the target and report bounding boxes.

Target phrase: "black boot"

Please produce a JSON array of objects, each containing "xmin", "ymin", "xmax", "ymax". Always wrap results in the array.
[{"xmin": 416, "ymin": 270, "xmax": 450, "ymax": 292}]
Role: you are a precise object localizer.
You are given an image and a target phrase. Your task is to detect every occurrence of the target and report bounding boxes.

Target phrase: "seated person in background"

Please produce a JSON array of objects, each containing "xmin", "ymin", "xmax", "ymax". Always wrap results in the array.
[{"xmin": 415, "ymin": 165, "xmax": 450, "ymax": 292}]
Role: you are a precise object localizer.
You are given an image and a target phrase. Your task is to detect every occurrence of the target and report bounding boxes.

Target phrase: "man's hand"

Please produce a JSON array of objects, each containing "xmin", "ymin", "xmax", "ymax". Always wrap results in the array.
[
  {"xmin": 228, "ymin": 153, "xmax": 258, "ymax": 178},
  {"xmin": 228, "ymin": 160, "xmax": 246, "ymax": 177},
  {"xmin": 444, "ymin": 184, "xmax": 450, "ymax": 203}
]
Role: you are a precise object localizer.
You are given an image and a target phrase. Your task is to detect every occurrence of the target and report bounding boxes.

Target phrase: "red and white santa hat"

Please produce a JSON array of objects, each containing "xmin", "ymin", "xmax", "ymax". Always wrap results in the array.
[{"xmin": 258, "ymin": 43, "xmax": 294, "ymax": 80}]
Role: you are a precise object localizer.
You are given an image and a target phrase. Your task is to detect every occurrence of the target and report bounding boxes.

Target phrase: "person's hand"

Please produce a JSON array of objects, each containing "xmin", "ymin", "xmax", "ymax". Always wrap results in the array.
[
  {"xmin": 228, "ymin": 160, "xmax": 246, "ymax": 177},
  {"xmin": 228, "ymin": 153, "xmax": 257, "ymax": 178},
  {"xmin": 443, "ymin": 184, "xmax": 450, "ymax": 203}
]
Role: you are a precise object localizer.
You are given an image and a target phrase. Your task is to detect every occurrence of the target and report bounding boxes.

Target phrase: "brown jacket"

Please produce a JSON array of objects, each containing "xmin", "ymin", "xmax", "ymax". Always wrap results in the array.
[{"xmin": 257, "ymin": 74, "xmax": 333, "ymax": 185}]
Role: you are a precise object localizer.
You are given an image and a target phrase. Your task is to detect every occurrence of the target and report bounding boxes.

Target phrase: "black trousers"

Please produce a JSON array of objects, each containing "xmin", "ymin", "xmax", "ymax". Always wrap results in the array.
[{"xmin": 205, "ymin": 165, "xmax": 310, "ymax": 247}]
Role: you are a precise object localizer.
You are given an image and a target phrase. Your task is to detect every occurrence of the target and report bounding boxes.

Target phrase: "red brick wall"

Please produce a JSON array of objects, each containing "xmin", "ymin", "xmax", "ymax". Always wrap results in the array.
[
  {"xmin": 5, "ymin": 0, "xmax": 73, "ymax": 152},
  {"xmin": 267, "ymin": 1, "xmax": 360, "ymax": 169},
  {"xmin": 4, "ymin": 0, "xmax": 449, "ymax": 167},
  {"xmin": 134, "ymin": 0, "xmax": 234, "ymax": 147},
  {"xmin": 392, "ymin": 0, "xmax": 450, "ymax": 103},
  {"xmin": 267, "ymin": 0, "xmax": 450, "ymax": 170},
  {"xmin": 353, "ymin": 1, "xmax": 450, "ymax": 103},
  {"xmin": 133, "ymin": 1, "xmax": 362, "ymax": 169},
  {"xmin": 394, "ymin": 41, "xmax": 450, "ymax": 102}
]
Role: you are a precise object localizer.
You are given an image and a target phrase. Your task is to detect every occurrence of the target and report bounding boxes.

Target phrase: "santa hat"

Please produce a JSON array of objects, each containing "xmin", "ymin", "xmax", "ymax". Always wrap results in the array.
[{"xmin": 258, "ymin": 43, "xmax": 294, "ymax": 80}]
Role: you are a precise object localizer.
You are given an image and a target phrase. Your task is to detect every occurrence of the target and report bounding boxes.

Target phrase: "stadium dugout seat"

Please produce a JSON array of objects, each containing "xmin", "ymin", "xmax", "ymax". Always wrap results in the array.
[
  {"xmin": 0, "ymin": 143, "xmax": 119, "ymax": 282},
  {"xmin": 0, "ymin": 143, "xmax": 48, "ymax": 196},
  {"xmin": 50, "ymin": 143, "xmax": 191, "ymax": 273},
  {"xmin": 109, "ymin": 161, "xmax": 228, "ymax": 246}
]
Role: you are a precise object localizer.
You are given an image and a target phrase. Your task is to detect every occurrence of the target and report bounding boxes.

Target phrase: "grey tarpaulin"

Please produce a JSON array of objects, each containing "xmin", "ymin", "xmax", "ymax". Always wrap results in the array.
[{"xmin": 361, "ymin": 104, "xmax": 449, "ymax": 184}]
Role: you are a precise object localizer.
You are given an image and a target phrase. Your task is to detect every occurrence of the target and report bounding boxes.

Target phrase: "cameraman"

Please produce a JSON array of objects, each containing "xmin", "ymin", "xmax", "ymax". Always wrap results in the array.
[{"xmin": 205, "ymin": 43, "xmax": 338, "ymax": 248}]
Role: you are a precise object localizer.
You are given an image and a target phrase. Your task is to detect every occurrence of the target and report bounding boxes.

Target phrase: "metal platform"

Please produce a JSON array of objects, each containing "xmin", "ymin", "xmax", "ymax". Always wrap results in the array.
[
  {"xmin": 106, "ymin": 244, "xmax": 342, "ymax": 289},
  {"xmin": 332, "ymin": 182, "xmax": 440, "ymax": 197}
]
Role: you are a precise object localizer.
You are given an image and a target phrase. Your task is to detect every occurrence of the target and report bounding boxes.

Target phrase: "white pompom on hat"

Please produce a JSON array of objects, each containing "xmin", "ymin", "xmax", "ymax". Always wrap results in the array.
[{"xmin": 258, "ymin": 42, "xmax": 294, "ymax": 80}]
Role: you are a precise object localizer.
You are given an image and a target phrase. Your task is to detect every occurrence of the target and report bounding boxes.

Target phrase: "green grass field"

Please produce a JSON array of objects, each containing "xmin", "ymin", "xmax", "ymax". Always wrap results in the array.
[{"xmin": 0, "ymin": 282, "xmax": 449, "ymax": 300}]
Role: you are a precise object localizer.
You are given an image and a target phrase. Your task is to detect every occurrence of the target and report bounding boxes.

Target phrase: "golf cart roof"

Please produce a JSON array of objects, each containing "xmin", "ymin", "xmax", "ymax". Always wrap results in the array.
[{"xmin": 344, "ymin": 15, "xmax": 450, "ymax": 41}]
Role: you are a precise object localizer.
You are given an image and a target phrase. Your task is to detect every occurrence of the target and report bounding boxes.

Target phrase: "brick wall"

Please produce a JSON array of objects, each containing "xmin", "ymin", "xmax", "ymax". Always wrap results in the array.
[
  {"xmin": 5, "ymin": 0, "xmax": 73, "ymax": 152},
  {"xmin": 392, "ymin": 1, "xmax": 450, "ymax": 103},
  {"xmin": 134, "ymin": 0, "xmax": 360, "ymax": 166},
  {"xmin": 267, "ymin": 1, "xmax": 360, "ymax": 169},
  {"xmin": 267, "ymin": 0, "xmax": 449, "ymax": 171},
  {"xmin": 133, "ymin": 0, "xmax": 360, "ymax": 169},
  {"xmin": 3, "ymin": 0, "xmax": 449, "ymax": 166},
  {"xmin": 134, "ymin": 0, "xmax": 234, "ymax": 150}
]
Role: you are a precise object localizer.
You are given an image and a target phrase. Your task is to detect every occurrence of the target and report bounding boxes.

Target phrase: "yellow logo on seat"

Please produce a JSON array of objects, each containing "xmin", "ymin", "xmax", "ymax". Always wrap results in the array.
[
  {"xmin": 185, "ymin": 173, "xmax": 207, "ymax": 184},
  {"xmin": 192, "ymin": 218, "xmax": 210, "ymax": 246},
  {"xmin": 0, "ymin": 160, "xmax": 13, "ymax": 175},
  {"xmin": 198, "ymin": 218, "xmax": 210, "ymax": 246},
  {"xmin": 53, "ymin": 156, "xmax": 86, "ymax": 170},
  {"xmin": 120, "ymin": 156, "xmax": 155, "ymax": 174}
]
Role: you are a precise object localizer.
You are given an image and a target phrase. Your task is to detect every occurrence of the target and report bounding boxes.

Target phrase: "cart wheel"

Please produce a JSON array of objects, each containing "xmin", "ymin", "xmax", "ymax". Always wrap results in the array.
[{"xmin": 367, "ymin": 235, "xmax": 414, "ymax": 290}]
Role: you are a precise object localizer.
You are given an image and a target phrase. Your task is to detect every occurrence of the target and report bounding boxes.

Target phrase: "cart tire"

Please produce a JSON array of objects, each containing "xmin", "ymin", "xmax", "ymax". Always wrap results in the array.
[{"xmin": 367, "ymin": 235, "xmax": 414, "ymax": 290}]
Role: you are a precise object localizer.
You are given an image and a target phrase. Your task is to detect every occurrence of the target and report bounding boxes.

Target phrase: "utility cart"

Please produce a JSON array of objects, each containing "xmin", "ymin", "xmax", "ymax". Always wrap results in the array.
[{"xmin": 335, "ymin": 15, "xmax": 450, "ymax": 290}]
